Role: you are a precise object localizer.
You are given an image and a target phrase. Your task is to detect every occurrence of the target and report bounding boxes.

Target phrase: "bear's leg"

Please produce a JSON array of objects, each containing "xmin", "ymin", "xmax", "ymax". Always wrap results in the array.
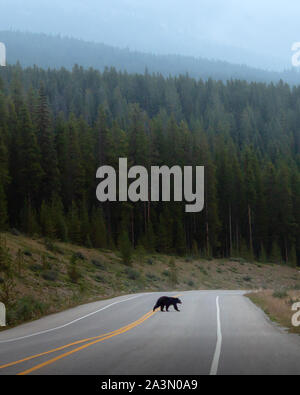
[
  {"xmin": 174, "ymin": 303, "xmax": 180, "ymax": 311},
  {"xmin": 160, "ymin": 304, "xmax": 164, "ymax": 312},
  {"xmin": 166, "ymin": 303, "xmax": 170, "ymax": 312}
]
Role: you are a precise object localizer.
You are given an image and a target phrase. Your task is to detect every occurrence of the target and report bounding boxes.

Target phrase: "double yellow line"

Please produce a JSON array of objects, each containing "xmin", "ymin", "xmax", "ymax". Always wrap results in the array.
[
  {"xmin": 1, "ymin": 294, "xmax": 182, "ymax": 375},
  {"xmin": 0, "ymin": 309, "xmax": 155, "ymax": 375}
]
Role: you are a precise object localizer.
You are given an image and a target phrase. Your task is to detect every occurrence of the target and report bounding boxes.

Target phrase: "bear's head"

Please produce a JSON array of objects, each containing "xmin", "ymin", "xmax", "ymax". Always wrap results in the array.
[{"xmin": 175, "ymin": 298, "xmax": 182, "ymax": 304}]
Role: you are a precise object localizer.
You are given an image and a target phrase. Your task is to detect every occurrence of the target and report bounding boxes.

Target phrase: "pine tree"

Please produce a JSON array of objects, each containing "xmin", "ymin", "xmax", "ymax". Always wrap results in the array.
[
  {"xmin": 174, "ymin": 217, "xmax": 186, "ymax": 256},
  {"xmin": 36, "ymin": 84, "xmax": 60, "ymax": 199},
  {"xmin": 269, "ymin": 241, "xmax": 282, "ymax": 264},
  {"xmin": 79, "ymin": 201, "xmax": 90, "ymax": 246},
  {"xmin": 40, "ymin": 200, "xmax": 55, "ymax": 238},
  {"xmin": 259, "ymin": 244, "xmax": 267, "ymax": 264},
  {"xmin": 143, "ymin": 220, "xmax": 156, "ymax": 252},
  {"xmin": 289, "ymin": 244, "xmax": 297, "ymax": 267},
  {"xmin": 21, "ymin": 199, "xmax": 39, "ymax": 235},
  {"xmin": 19, "ymin": 105, "xmax": 44, "ymax": 204},
  {"xmin": 90, "ymin": 207, "xmax": 107, "ymax": 248},
  {"xmin": 135, "ymin": 243, "xmax": 146, "ymax": 265},
  {"xmin": 51, "ymin": 195, "xmax": 68, "ymax": 241},
  {"xmin": 0, "ymin": 63, "xmax": 299, "ymax": 268},
  {"xmin": 118, "ymin": 229, "xmax": 132, "ymax": 266},
  {"xmin": 67, "ymin": 201, "xmax": 81, "ymax": 244},
  {"xmin": 191, "ymin": 239, "xmax": 199, "ymax": 257},
  {"xmin": 0, "ymin": 182, "xmax": 8, "ymax": 230}
]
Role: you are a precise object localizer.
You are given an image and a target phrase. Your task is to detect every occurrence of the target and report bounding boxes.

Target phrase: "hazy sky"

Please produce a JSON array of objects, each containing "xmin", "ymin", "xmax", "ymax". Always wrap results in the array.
[{"xmin": 1, "ymin": 0, "xmax": 299, "ymax": 70}]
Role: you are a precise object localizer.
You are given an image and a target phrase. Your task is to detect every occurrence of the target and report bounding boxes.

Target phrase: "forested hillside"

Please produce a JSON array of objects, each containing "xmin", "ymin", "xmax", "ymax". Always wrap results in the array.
[
  {"xmin": 0, "ymin": 64, "xmax": 299, "ymax": 265},
  {"xmin": 2, "ymin": 31, "xmax": 300, "ymax": 85}
]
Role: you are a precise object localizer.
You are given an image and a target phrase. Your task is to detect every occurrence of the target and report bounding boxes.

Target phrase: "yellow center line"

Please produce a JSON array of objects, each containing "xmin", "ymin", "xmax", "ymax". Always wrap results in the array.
[
  {"xmin": 18, "ymin": 311, "xmax": 156, "ymax": 375},
  {"xmin": 0, "ymin": 311, "xmax": 153, "ymax": 370},
  {"xmin": 1, "ymin": 293, "xmax": 182, "ymax": 375}
]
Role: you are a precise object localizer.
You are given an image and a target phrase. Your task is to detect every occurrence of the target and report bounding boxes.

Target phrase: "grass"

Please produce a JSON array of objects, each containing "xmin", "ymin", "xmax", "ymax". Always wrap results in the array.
[
  {"xmin": 247, "ymin": 289, "xmax": 300, "ymax": 334},
  {"xmin": 0, "ymin": 231, "xmax": 299, "ymax": 329}
]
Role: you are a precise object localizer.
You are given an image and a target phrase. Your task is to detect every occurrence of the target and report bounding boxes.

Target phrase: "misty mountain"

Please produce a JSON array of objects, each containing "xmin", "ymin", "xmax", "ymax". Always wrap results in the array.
[
  {"xmin": 1, "ymin": 0, "xmax": 298, "ymax": 71},
  {"xmin": 1, "ymin": 31, "xmax": 300, "ymax": 85}
]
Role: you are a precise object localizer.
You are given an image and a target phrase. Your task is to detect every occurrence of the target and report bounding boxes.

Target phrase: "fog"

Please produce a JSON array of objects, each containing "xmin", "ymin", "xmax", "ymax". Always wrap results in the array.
[{"xmin": 1, "ymin": 0, "xmax": 299, "ymax": 70}]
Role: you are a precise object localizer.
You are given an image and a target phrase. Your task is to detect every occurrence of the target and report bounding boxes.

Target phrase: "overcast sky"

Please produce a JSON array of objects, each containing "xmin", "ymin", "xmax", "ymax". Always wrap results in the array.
[{"xmin": 1, "ymin": 0, "xmax": 299, "ymax": 70}]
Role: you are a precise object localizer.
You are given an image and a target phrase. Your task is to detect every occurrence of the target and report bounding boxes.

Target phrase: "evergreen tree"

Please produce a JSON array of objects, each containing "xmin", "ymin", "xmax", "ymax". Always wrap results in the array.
[
  {"xmin": 90, "ymin": 207, "xmax": 107, "ymax": 248},
  {"xmin": 36, "ymin": 84, "xmax": 60, "ymax": 199},
  {"xmin": 0, "ymin": 183, "xmax": 8, "ymax": 230},
  {"xmin": 118, "ymin": 229, "xmax": 132, "ymax": 266}
]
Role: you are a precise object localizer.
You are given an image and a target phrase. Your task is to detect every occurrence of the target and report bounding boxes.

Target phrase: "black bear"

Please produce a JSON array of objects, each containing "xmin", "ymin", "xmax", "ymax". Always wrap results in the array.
[{"xmin": 153, "ymin": 296, "xmax": 182, "ymax": 312}]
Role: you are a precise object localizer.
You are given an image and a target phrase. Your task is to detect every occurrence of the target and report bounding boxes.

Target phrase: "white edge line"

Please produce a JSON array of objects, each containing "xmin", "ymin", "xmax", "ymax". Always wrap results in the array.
[
  {"xmin": 210, "ymin": 296, "xmax": 222, "ymax": 375},
  {"xmin": 0, "ymin": 294, "xmax": 143, "ymax": 343}
]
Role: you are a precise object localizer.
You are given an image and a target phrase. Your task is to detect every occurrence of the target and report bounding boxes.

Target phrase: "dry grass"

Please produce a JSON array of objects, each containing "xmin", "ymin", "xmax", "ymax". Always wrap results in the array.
[
  {"xmin": 0, "ymin": 231, "xmax": 299, "ymax": 328},
  {"xmin": 247, "ymin": 290, "xmax": 300, "ymax": 334}
]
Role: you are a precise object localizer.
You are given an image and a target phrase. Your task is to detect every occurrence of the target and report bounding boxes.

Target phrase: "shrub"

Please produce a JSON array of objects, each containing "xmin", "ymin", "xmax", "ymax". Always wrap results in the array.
[
  {"xmin": 44, "ymin": 239, "xmax": 64, "ymax": 254},
  {"xmin": 135, "ymin": 244, "xmax": 146, "ymax": 264},
  {"xmin": 68, "ymin": 266, "xmax": 81, "ymax": 283},
  {"xmin": 146, "ymin": 273, "xmax": 159, "ymax": 281},
  {"xmin": 11, "ymin": 228, "xmax": 21, "ymax": 236},
  {"xmin": 74, "ymin": 251, "xmax": 85, "ymax": 260},
  {"xmin": 185, "ymin": 257, "xmax": 194, "ymax": 263},
  {"xmin": 94, "ymin": 275, "xmax": 105, "ymax": 283},
  {"xmin": 41, "ymin": 254, "xmax": 52, "ymax": 270},
  {"xmin": 273, "ymin": 290, "xmax": 288, "ymax": 299},
  {"xmin": 29, "ymin": 263, "xmax": 43, "ymax": 272},
  {"xmin": 243, "ymin": 276, "xmax": 252, "ymax": 282},
  {"xmin": 147, "ymin": 258, "xmax": 154, "ymax": 265},
  {"xmin": 68, "ymin": 256, "xmax": 81, "ymax": 284},
  {"xmin": 42, "ymin": 270, "xmax": 58, "ymax": 282},
  {"xmin": 231, "ymin": 257, "xmax": 246, "ymax": 264},
  {"xmin": 187, "ymin": 279, "xmax": 195, "ymax": 287},
  {"xmin": 125, "ymin": 267, "xmax": 140, "ymax": 281},
  {"xmin": 91, "ymin": 260, "xmax": 106, "ymax": 270},
  {"xmin": 168, "ymin": 257, "xmax": 178, "ymax": 285},
  {"xmin": 44, "ymin": 239, "xmax": 55, "ymax": 252},
  {"xmin": 13, "ymin": 296, "xmax": 46, "ymax": 322},
  {"xmin": 198, "ymin": 266, "xmax": 208, "ymax": 276},
  {"xmin": 23, "ymin": 249, "xmax": 32, "ymax": 257}
]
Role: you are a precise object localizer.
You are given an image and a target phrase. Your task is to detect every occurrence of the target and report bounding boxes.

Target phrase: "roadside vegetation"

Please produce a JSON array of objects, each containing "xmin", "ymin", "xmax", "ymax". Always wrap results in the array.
[
  {"xmin": 0, "ymin": 232, "xmax": 299, "ymax": 329},
  {"xmin": 247, "ymin": 289, "xmax": 300, "ymax": 335}
]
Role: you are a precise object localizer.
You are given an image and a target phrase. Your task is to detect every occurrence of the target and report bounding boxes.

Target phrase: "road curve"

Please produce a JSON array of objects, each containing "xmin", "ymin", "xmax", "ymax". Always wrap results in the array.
[{"xmin": 0, "ymin": 290, "xmax": 300, "ymax": 375}]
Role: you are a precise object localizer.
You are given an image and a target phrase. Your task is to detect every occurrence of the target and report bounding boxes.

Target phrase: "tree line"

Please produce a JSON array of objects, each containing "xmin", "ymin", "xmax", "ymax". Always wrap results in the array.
[
  {"xmin": 0, "ymin": 64, "xmax": 299, "ymax": 264},
  {"xmin": 2, "ymin": 31, "xmax": 300, "ymax": 86}
]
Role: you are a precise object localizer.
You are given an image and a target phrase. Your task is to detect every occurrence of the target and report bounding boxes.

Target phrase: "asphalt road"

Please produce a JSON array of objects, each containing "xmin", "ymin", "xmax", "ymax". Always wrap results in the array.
[{"xmin": 0, "ymin": 290, "xmax": 300, "ymax": 375}]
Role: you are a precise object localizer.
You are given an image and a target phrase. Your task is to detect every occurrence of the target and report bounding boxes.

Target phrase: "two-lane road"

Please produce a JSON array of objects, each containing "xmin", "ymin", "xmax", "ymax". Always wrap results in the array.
[{"xmin": 0, "ymin": 291, "xmax": 300, "ymax": 375}]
